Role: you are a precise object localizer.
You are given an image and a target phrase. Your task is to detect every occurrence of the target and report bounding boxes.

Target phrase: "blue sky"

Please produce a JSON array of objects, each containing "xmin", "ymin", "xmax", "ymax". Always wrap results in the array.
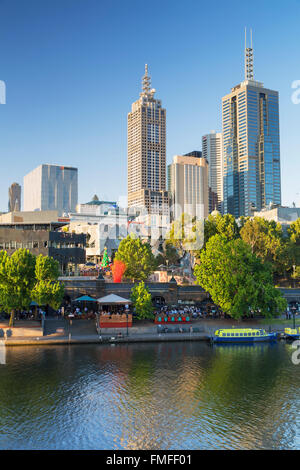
[{"xmin": 0, "ymin": 0, "xmax": 299, "ymax": 211}]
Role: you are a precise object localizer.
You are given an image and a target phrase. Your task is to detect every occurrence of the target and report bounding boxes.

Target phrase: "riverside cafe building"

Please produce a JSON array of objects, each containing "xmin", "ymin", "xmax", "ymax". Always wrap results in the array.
[{"xmin": 96, "ymin": 294, "xmax": 132, "ymax": 329}]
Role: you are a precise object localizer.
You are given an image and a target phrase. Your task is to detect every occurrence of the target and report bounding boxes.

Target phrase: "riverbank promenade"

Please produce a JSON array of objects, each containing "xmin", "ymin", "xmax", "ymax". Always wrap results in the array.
[{"xmin": 0, "ymin": 316, "xmax": 296, "ymax": 347}]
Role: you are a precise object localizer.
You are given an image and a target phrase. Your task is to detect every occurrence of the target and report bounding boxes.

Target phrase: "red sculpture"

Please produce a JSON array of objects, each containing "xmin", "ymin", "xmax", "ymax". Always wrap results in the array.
[{"xmin": 112, "ymin": 259, "xmax": 126, "ymax": 283}]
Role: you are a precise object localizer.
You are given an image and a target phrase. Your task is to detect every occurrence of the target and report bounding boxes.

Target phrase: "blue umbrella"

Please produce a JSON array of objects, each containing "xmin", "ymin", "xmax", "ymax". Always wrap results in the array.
[{"xmin": 74, "ymin": 295, "xmax": 97, "ymax": 302}]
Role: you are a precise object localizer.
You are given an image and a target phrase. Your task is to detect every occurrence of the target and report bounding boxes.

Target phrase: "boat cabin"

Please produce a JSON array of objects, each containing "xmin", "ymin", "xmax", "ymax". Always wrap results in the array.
[{"xmin": 215, "ymin": 328, "xmax": 267, "ymax": 338}]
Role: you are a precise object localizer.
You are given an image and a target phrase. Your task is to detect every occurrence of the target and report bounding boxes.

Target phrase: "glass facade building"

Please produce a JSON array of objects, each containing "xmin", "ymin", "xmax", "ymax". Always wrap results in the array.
[
  {"xmin": 202, "ymin": 133, "xmax": 223, "ymax": 213},
  {"xmin": 222, "ymin": 80, "xmax": 281, "ymax": 217},
  {"xmin": 24, "ymin": 164, "xmax": 78, "ymax": 216}
]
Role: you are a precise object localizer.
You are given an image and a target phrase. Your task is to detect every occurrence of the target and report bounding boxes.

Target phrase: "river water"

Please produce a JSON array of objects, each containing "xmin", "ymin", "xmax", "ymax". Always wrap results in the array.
[{"xmin": 0, "ymin": 341, "xmax": 299, "ymax": 450}]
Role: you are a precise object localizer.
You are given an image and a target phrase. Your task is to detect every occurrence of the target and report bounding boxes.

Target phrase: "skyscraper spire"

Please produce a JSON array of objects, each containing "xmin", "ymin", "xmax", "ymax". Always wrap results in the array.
[
  {"xmin": 244, "ymin": 28, "xmax": 254, "ymax": 80},
  {"xmin": 141, "ymin": 64, "xmax": 151, "ymax": 95}
]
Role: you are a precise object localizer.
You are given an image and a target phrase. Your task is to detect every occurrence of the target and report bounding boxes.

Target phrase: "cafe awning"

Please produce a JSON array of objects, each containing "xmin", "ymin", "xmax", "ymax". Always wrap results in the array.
[
  {"xmin": 75, "ymin": 295, "xmax": 98, "ymax": 302},
  {"xmin": 97, "ymin": 294, "xmax": 132, "ymax": 304}
]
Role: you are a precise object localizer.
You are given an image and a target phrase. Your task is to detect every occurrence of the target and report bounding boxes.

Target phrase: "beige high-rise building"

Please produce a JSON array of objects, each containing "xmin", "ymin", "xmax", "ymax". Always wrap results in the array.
[
  {"xmin": 127, "ymin": 65, "xmax": 169, "ymax": 215},
  {"xmin": 168, "ymin": 155, "xmax": 209, "ymax": 221}
]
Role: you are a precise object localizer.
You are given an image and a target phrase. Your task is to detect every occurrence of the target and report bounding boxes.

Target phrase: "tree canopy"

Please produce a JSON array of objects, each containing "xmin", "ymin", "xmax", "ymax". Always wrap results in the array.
[
  {"xmin": 166, "ymin": 213, "xmax": 204, "ymax": 255},
  {"xmin": 130, "ymin": 281, "xmax": 154, "ymax": 320},
  {"xmin": 154, "ymin": 241, "xmax": 180, "ymax": 268},
  {"xmin": 31, "ymin": 255, "xmax": 64, "ymax": 310},
  {"xmin": 240, "ymin": 217, "xmax": 285, "ymax": 270},
  {"xmin": 0, "ymin": 249, "xmax": 64, "ymax": 324},
  {"xmin": 0, "ymin": 249, "xmax": 36, "ymax": 317},
  {"xmin": 114, "ymin": 235, "xmax": 156, "ymax": 281},
  {"xmin": 194, "ymin": 234, "xmax": 287, "ymax": 320},
  {"xmin": 163, "ymin": 212, "xmax": 300, "ymax": 286},
  {"xmin": 289, "ymin": 219, "xmax": 300, "ymax": 244},
  {"xmin": 204, "ymin": 212, "xmax": 240, "ymax": 246}
]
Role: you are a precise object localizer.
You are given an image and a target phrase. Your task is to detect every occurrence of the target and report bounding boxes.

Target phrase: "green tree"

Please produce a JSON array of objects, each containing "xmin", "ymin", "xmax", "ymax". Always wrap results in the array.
[
  {"xmin": 130, "ymin": 281, "xmax": 154, "ymax": 320},
  {"xmin": 0, "ymin": 251, "xmax": 65, "ymax": 324},
  {"xmin": 288, "ymin": 218, "xmax": 300, "ymax": 244},
  {"xmin": 154, "ymin": 241, "xmax": 180, "ymax": 268},
  {"xmin": 204, "ymin": 212, "xmax": 239, "ymax": 246},
  {"xmin": 285, "ymin": 218, "xmax": 300, "ymax": 283},
  {"xmin": 114, "ymin": 235, "xmax": 156, "ymax": 281},
  {"xmin": 194, "ymin": 235, "xmax": 287, "ymax": 320},
  {"xmin": 31, "ymin": 255, "xmax": 64, "ymax": 310},
  {"xmin": 0, "ymin": 250, "xmax": 9, "ymax": 285},
  {"xmin": 165, "ymin": 241, "xmax": 180, "ymax": 265},
  {"xmin": 34, "ymin": 254, "xmax": 60, "ymax": 281},
  {"xmin": 0, "ymin": 249, "xmax": 36, "ymax": 326},
  {"xmin": 101, "ymin": 247, "xmax": 110, "ymax": 267},
  {"xmin": 240, "ymin": 217, "xmax": 285, "ymax": 275},
  {"xmin": 166, "ymin": 213, "xmax": 204, "ymax": 256},
  {"xmin": 154, "ymin": 253, "xmax": 165, "ymax": 269}
]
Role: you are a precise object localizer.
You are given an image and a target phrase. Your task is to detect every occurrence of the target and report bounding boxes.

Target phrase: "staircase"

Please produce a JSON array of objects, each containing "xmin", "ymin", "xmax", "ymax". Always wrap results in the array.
[{"xmin": 43, "ymin": 317, "xmax": 67, "ymax": 337}]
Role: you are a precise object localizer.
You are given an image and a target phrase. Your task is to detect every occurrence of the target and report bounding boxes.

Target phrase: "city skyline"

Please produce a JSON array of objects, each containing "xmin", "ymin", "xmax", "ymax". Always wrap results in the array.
[{"xmin": 0, "ymin": 0, "xmax": 299, "ymax": 212}]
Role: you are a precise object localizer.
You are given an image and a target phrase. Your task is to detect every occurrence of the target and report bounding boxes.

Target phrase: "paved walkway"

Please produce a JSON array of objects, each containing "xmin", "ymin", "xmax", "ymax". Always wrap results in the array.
[
  {"xmin": 2, "ymin": 316, "xmax": 297, "ymax": 347},
  {"xmin": 4, "ymin": 332, "xmax": 210, "ymax": 346}
]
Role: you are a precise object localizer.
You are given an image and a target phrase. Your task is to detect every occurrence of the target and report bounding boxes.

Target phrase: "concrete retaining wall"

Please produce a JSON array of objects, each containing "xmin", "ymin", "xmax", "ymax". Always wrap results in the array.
[{"xmin": 0, "ymin": 327, "xmax": 43, "ymax": 338}]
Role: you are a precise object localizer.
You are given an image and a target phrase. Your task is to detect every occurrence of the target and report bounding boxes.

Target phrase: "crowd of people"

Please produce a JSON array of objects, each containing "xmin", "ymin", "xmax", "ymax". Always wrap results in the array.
[
  {"xmin": 65, "ymin": 306, "xmax": 95, "ymax": 319},
  {"xmin": 154, "ymin": 303, "xmax": 225, "ymax": 319},
  {"xmin": 0, "ymin": 308, "xmax": 47, "ymax": 322},
  {"xmin": 2, "ymin": 299, "xmax": 296, "ymax": 323}
]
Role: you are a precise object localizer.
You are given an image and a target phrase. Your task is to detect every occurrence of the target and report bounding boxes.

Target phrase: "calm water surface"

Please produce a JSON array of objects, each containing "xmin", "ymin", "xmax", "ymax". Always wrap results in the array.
[{"xmin": 0, "ymin": 341, "xmax": 299, "ymax": 450}]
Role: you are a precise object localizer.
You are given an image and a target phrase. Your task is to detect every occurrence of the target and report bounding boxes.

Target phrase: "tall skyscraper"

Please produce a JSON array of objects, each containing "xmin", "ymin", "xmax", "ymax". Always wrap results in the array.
[
  {"xmin": 24, "ymin": 164, "xmax": 78, "ymax": 216},
  {"xmin": 222, "ymin": 30, "xmax": 281, "ymax": 218},
  {"xmin": 202, "ymin": 132, "xmax": 223, "ymax": 213},
  {"xmin": 127, "ymin": 65, "xmax": 169, "ymax": 215},
  {"xmin": 168, "ymin": 154, "xmax": 209, "ymax": 221},
  {"xmin": 8, "ymin": 183, "xmax": 21, "ymax": 212}
]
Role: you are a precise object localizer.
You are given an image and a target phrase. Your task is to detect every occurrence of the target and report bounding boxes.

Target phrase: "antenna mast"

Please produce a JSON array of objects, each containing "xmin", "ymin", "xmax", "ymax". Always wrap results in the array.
[
  {"xmin": 141, "ymin": 64, "xmax": 151, "ymax": 95},
  {"xmin": 244, "ymin": 28, "xmax": 254, "ymax": 80}
]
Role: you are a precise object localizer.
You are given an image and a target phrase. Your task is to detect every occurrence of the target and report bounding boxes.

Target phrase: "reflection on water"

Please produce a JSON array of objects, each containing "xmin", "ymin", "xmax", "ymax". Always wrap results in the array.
[{"xmin": 0, "ymin": 341, "xmax": 299, "ymax": 449}]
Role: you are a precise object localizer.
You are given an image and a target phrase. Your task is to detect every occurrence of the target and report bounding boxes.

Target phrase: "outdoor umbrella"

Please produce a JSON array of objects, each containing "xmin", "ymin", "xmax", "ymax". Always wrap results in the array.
[
  {"xmin": 74, "ymin": 295, "xmax": 98, "ymax": 312},
  {"xmin": 74, "ymin": 295, "xmax": 97, "ymax": 302}
]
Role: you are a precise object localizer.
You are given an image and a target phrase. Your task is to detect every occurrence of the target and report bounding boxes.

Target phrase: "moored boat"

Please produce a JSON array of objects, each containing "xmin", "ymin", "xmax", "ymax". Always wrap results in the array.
[
  {"xmin": 284, "ymin": 327, "xmax": 300, "ymax": 340},
  {"xmin": 212, "ymin": 328, "xmax": 277, "ymax": 343}
]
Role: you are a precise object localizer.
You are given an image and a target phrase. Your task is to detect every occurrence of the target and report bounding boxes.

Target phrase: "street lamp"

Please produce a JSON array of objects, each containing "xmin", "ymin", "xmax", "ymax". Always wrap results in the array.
[{"xmin": 291, "ymin": 305, "xmax": 297, "ymax": 329}]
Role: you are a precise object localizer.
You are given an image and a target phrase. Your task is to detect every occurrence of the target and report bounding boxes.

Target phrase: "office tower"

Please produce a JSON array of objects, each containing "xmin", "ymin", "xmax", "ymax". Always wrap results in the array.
[
  {"xmin": 184, "ymin": 150, "xmax": 202, "ymax": 158},
  {"xmin": 24, "ymin": 164, "xmax": 78, "ymax": 216},
  {"xmin": 222, "ymin": 29, "xmax": 281, "ymax": 218},
  {"xmin": 8, "ymin": 183, "xmax": 21, "ymax": 212},
  {"xmin": 202, "ymin": 132, "xmax": 223, "ymax": 213},
  {"xmin": 127, "ymin": 65, "xmax": 169, "ymax": 215},
  {"xmin": 168, "ymin": 154, "xmax": 209, "ymax": 221}
]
